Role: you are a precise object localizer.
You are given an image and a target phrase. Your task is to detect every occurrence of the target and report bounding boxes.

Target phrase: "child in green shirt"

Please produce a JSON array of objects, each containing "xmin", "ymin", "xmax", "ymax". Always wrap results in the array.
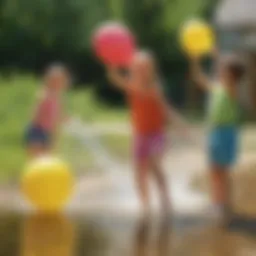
[{"xmin": 190, "ymin": 53, "xmax": 245, "ymax": 222}]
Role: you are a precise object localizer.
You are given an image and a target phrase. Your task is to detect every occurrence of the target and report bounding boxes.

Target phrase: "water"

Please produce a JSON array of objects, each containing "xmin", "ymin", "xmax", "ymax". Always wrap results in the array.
[
  {"xmin": 66, "ymin": 119, "xmax": 209, "ymax": 216},
  {"xmin": 1, "ymin": 121, "xmax": 256, "ymax": 255},
  {"xmin": 1, "ymin": 210, "xmax": 256, "ymax": 256}
]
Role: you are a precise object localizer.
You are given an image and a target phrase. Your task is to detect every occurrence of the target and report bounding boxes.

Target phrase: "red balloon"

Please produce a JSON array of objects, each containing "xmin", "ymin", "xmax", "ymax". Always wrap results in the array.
[{"xmin": 92, "ymin": 22, "xmax": 135, "ymax": 66}]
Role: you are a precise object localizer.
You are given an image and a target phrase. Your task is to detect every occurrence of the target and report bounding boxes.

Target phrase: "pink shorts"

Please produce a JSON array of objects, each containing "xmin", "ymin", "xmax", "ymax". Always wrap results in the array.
[{"xmin": 134, "ymin": 132, "xmax": 166, "ymax": 162}]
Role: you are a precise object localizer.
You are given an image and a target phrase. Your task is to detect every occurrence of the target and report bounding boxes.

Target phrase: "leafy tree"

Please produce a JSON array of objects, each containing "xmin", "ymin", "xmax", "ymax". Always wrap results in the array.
[{"xmin": 0, "ymin": 0, "xmax": 218, "ymax": 106}]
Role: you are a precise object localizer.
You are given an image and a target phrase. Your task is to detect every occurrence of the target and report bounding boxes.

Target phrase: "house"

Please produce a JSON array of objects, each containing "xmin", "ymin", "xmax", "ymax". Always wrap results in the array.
[{"xmin": 215, "ymin": 0, "xmax": 256, "ymax": 115}]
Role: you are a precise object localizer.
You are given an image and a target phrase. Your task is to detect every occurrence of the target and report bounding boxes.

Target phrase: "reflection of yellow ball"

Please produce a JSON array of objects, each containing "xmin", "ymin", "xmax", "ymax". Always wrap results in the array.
[
  {"xmin": 22, "ymin": 214, "xmax": 75, "ymax": 256},
  {"xmin": 22, "ymin": 156, "xmax": 74, "ymax": 212},
  {"xmin": 180, "ymin": 19, "xmax": 215, "ymax": 56}
]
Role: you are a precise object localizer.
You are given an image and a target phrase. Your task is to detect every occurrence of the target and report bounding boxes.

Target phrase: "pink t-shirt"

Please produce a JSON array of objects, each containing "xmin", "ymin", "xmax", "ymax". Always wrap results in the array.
[{"xmin": 33, "ymin": 94, "xmax": 60, "ymax": 132}]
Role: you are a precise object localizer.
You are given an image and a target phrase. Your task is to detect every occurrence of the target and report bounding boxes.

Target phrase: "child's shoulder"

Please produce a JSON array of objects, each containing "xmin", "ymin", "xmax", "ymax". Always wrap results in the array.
[
  {"xmin": 36, "ymin": 89, "xmax": 55, "ymax": 106},
  {"xmin": 208, "ymin": 80, "xmax": 224, "ymax": 93}
]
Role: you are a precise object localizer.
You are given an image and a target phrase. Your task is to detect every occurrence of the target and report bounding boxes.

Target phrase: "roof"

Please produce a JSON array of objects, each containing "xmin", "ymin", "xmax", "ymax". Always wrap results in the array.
[{"xmin": 215, "ymin": 0, "xmax": 256, "ymax": 29}]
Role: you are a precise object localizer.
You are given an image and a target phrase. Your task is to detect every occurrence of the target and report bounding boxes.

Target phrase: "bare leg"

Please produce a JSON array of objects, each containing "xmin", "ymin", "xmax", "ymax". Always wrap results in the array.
[
  {"xmin": 135, "ymin": 159, "xmax": 151, "ymax": 216},
  {"xmin": 157, "ymin": 217, "xmax": 172, "ymax": 256},
  {"xmin": 133, "ymin": 217, "xmax": 151, "ymax": 256},
  {"xmin": 151, "ymin": 158, "xmax": 171, "ymax": 215},
  {"xmin": 210, "ymin": 164, "xmax": 232, "ymax": 214}
]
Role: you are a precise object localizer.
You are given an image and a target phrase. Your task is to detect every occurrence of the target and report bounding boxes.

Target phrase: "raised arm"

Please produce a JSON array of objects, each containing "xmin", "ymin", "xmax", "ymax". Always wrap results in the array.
[
  {"xmin": 106, "ymin": 66, "xmax": 130, "ymax": 91},
  {"xmin": 190, "ymin": 56, "xmax": 211, "ymax": 91}
]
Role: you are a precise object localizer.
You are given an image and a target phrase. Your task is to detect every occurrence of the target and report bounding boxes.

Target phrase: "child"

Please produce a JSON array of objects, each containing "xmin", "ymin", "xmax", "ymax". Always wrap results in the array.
[
  {"xmin": 107, "ymin": 50, "xmax": 188, "ymax": 216},
  {"xmin": 189, "ymin": 53, "xmax": 245, "ymax": 221},
  {"xmin": 25, "ymin": 64, "xmax": 71, "ymax": 157}
]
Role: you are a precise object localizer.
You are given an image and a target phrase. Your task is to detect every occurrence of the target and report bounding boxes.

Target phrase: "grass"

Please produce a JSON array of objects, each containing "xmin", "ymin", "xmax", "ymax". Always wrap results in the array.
[
  {"xmin": 0, "ymin": 75, "xmax": 128, "ymax": 182},
  {"xmin": 100, "ymin": 134, "xmax": 131, "ymax": 161},
  {"xmin": 68, "ymin": 87, "xmax": 128, "ymax": 123},
  {"xmin": 0, "ymin": 75, "xmax": 37, "ymax": 181}
]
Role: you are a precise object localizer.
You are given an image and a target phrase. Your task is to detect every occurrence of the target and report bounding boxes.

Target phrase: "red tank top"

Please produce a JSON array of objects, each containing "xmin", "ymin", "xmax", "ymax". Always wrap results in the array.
[
  {"xmin": 33, "ymin": 95, "xmax": 60, "ymax": 131},
  {"xmin": 127, "ymin": 88, "xmax": 166, "ymax": 135}
]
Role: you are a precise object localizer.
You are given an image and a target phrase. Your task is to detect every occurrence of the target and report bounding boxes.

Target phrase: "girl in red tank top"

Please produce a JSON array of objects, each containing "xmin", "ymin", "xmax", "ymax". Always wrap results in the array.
[
  {"xmin": 127, "ymin": 85, "xmax": 166, "ymax": 135},
  {"xmin": 107, "ymin": 50, "xmax": 188, "ymax": 216}
]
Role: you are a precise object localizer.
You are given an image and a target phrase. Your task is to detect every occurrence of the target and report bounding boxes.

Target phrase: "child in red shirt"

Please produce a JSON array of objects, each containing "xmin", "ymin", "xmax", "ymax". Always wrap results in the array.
[{"xmin": 107, "ymin": 51, "xmax": 189, "ymax": 216}]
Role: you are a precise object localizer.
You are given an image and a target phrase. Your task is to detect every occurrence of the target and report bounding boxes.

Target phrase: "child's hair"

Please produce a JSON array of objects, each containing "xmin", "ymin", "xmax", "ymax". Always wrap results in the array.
[
  {"xmin": 221, "ymin": 55, "xmax": 246, "ymax": 83},
  {"xmin": 135, "ymin": 49, "xmax": 161, "ymax": 81},
  {"xmin": 44, "ymin": 62, "xmax": 71, "ymax": 85},
  {"xmin": 135, "ymin": 49, "xmax": 157, "ymax": 67}
]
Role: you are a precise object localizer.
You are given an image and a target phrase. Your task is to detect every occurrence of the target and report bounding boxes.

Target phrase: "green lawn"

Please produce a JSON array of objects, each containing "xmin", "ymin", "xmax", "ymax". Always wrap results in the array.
[
  {"xmin": 0, "ymin": 75, "xmax": 37, "ymax": 181},
  {"xmin": 68, "ymin": 87, "xmax": 128, "ymax": 123},
  {"xmin": 0, "ymin": 75, "xmax": 128, "ymax": 182}
]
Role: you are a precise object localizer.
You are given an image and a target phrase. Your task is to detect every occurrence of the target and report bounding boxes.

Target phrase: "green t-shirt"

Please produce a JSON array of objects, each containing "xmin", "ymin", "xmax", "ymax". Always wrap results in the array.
[{"xmin": 207, "ymin": 84, "xmax": 239, "ymax": 127}]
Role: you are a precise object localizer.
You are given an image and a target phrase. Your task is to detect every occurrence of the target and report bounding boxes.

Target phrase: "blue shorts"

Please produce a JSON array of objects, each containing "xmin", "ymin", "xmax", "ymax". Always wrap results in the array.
[
  {"xmin": 25, "ymin": 126, "xmax": 51, "ymax": 146},
  {"xmin": 208, "ymin": 126, "xmax": 238, "ymax": 167}
]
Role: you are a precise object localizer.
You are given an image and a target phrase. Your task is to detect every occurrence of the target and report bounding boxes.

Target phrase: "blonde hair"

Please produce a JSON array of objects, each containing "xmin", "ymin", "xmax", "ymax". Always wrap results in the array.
[
  {"xmin": 134, "ymin": 50, "xmax": 156, "ymax": 65},
  {"xmin": 44, "ymin": 63, "xmax": 71, "ymax": 86},
  {"xmin": 133, "ymin": 49, "xmax": 160, "ymax": 83}
]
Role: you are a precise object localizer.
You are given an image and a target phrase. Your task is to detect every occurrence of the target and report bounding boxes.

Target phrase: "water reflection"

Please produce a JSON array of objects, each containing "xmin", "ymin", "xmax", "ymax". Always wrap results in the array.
[
  {"xmin": 0, "ymin": 213, "xmax": 21, "ymax": 256},
  {"xmin": 133, "ymin": 217, "xmax": 172, "ymax": 256},
  {"xmin": 132, "ymin": 214, "xmax": 256, "ymax": 256},
  {"xmin": 156, "ymin": 219, "xmax": 172, "ymax": 256},
  {"xmin": 21, "ymin": 213, "xmax": 75, "ymax": 256},
  {"xmin": 75, "ymin": 217, "xmax": 110, "ymax": 255},
  {"xmin": 1, "ymin": 211, "xmax": 256, "ymax": 256}
]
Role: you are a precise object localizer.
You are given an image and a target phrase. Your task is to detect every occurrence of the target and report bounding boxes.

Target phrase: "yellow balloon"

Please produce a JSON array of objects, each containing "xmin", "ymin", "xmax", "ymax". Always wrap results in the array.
[
  {"xmin": 22, "ymin": 156, "xmax": 74, "ymax": 212},
  {"xmin": 180, "ymin": 19, "xmax": 215, "ymax": 56}
]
